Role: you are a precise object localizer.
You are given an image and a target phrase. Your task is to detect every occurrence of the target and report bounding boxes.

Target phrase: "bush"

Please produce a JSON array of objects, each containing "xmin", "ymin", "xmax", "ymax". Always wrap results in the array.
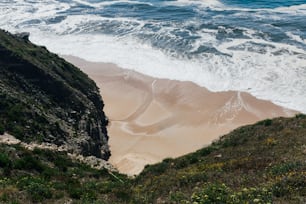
[
  {"xmin": 295, "ymin": 114, "xmax": 306, "ymax": 119},
  {"xmin": 0, "ymin": 153, "xmax": 11, "ymax": 168},
  {"xmin": 169, "ymin": 191, "xmax": 188, "ymax": 203},
  {"xmin": 191, "ymin": 184, "xmax": 273, "ymax": 204},
  {"xmin": 272, "ymin": 174, "xmax": 306, "ymax": 198},
  {"xmin": 191, "ymin": 183, "xmax": 230, "ymax": 203},
  {"xmin": 0, "ymin": 124, "xmax": 4, "ymax": 134},
  {"xmin": 54, "ymin": 155, "xmax": 73, "ymax": 172},
  {"xmin": 271, "ymin": 162, "xmax": 302, "ymax": 176},
  {"xmin": 81, "ymin": 182, "xmax": 98, "ymax": 202},
  {"xmin": 256, "ymin": 119, "xmax": 272, "ymax": 126},
  {"xmin": 26, "ymin": 180, "xmax": 52, "ymax": 201},
  {"xmin": 67, "ymin": 178, "xmax": 82, "ymax": 199},
  {"xmin": 14, "ymin": 154, "xmax": 45, "ymax": 172},
  {"xmin": 17, "ymin": 177, "xmax": 52, "ymax": 202},
  {"xmin": 0, "ymin": 152, "xmax": 12, "ymax": 175},
  {"xmin": 233, "ymin": 187, "xmax": 272, "ymax": 203},
  {"xmin": 198, "ymin": 145, "xmax": 218, "ymax": 156},
  {"xmin": 145, "ymin": 161, "xmax": 169, "ymax": 174}
]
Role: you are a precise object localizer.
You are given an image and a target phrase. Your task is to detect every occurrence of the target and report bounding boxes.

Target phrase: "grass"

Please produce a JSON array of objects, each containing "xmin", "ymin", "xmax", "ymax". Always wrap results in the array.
[
  {"xmin": 130, "ymin": 115, "xmax": 306, "ymax": 203},
  {"xmin": 1, "ymin": 115, "xmax": 305, "ymax": 203},
  {"xmin": 0, "ymin": 144, "xmax": 129, "ymax": 203}
]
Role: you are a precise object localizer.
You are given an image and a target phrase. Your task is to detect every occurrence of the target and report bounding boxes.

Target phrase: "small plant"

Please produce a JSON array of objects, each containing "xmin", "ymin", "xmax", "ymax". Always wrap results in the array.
[
  {"xmin": 295, "ymin": 114, "xmax": 306, "ymax": 119},
  {"xmin": 257, "ymin": 119, "xmax": 272, "ymax": 126},
  {"xmin": 271, "ymin": 162, "xmax": 302, "ymax": 176},
  {"xmin": 0, "ymin": 152, "xmax": 12, "ymax": 175},
  {"xmin": 272, "ymin": 173, "xmax": 306, "ymax": 198},
  {"xmin": 0, "ymin": 153, "xmax": 11, "ymax": 168},
  {"xmin": 14, "ymin": 154, "xmax": 45, "ymax": 172},
  {"xmin": 145, "ymin": 161, "xmax": 169, "ymax": 174},
  {"xmin": 0, "ymin": 123, "xmax": 5, "ymax": 135},
  {"xmin": 17, "ymin": 177, "xmax": 52, "ymax": 202},
  {"xmin": 169, "ymin": 191, "xmax": 188, "ymax": 203},
  {"xmin": 191, "ymin": 183, "xmax": 230, "ymax": 203},
  {"xmin": 265, "ymin": 137, "xmax": 277, "ymax": 146}
]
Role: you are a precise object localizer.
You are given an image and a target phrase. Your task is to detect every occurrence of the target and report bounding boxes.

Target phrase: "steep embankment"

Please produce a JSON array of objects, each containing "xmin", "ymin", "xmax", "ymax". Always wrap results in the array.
[
  {"xmin": 0, "ymin": 30, "xmax": 305, "ymax": 204},
  {"xmin": 0, "ymin": 30, "xmax": 109, "ymax": 159},
  {"xmin": 133, "ymin": 115, "xmax": 306, "ymax": 203},
  {"xmin": 1, "ymin": 116, "xmax": 305, "ymax": 203}
]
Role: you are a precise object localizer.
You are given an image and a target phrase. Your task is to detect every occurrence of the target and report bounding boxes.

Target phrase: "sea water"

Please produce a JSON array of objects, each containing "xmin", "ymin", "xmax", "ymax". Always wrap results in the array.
[{"xmin": 0, "ymin": 0, "xmax": 305, "ymax": 113}]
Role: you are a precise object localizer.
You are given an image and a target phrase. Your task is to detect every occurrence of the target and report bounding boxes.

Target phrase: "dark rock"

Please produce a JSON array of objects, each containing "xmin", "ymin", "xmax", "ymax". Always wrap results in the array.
[
  {"xmin": 15, "ymin": 32, "xmax": 30, "ymax": 41},
  {"xmin": 0, "ymin": 29, "xmax": 110, "ymax": 159}
]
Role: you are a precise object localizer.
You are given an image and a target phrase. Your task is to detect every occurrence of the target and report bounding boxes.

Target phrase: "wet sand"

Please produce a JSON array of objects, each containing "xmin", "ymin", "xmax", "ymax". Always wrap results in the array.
[{"xmin": 64, "ymin": 56, "xmax": 296, "ymax": 176}]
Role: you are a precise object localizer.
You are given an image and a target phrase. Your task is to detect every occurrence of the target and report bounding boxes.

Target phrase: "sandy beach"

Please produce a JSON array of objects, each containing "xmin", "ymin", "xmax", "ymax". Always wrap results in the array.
[{"xmin": 64, "ymin": 56, "xmax": 296, "ymax": 176}]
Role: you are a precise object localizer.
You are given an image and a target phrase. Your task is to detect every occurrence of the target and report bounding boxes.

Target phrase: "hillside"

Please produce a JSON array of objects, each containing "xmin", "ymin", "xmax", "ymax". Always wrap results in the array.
[
  {"xmin": 1, "ymin": 115, "xmax": 305, "ymax": 203},
  {"xmin": 0, "ymin": 30, "xmax": 305, "ymax": 203},
  {"xmin": 0, "ymin": 30, "xmax": 109, "ymax": 159},
  {"xmin": 133, "ymin": 115, "xmax": 306, "ymax": 203}
]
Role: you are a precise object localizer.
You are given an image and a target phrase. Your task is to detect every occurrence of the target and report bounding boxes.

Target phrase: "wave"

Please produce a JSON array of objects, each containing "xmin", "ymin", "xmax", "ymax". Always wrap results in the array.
[
  {"xmin": 27, "ymin": 29, "xmax": 306, "ymax": 113},
  {"xmin": 194, "ymin": 1, "xmax": 306, "ymax": 15},
  {"xmin": 286, "ymin": 32, "xmax": 306, "ymax": 45},
  {"xmin": 72, "ymin": 0, "xmax": 153, "ymax": 8},
  {"xmin": 171, "ymin": 0, "xmax": 223, "ymax": 7},
  {"xmin": 1, "ymin": 0, "xmax": 306, "ymax": 113}
]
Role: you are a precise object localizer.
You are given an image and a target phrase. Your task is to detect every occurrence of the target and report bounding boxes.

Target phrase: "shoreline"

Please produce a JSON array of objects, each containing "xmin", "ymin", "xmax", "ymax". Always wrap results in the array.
[{"xmin": 63, "ymin": 55, "xmax": 297, "ymax": 176}]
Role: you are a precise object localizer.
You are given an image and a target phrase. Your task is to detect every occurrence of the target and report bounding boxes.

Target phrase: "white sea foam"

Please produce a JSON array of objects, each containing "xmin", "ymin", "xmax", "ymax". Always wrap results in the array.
[
  {"xmin": 1, "ymin": 0, "xmax": 306, "ymax": 113},
  {"xmin": 26, "ymin": 29, "xmax": 306, "ymax": 113},
  {"xmin": 0, "ymin": 0, "xmax": 70, "ymax": 31},
  {"xmin": 72, "ymin": 0, "xmax": 153, "ymax": 8},
  {"xmin": 170, "ymin": 0, "xmax": 223, "ymax": 8},
  {"xmin": 203, "ymin": 1, "xmax": 306, "ymax": 15},
  {"xmin": 274, "ymin": 3, "xmax": 306, "ymax": 14},
  {"xmin": 286, "ymin": 32, "xmax": 306, "ymax": 45}
]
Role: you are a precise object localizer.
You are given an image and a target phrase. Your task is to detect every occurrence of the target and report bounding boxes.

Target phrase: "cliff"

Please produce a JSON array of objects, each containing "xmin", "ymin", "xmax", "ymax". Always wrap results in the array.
[
  {"xmin": 0, "ymin": 30, "xmax": 305, "ymax": 204},
  {"xmin": 0, "ymin": 30, "xmax": 110, "ymax": 159}
]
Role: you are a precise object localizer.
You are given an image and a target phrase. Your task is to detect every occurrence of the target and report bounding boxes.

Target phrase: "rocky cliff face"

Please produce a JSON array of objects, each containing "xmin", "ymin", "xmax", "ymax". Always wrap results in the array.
[{"xmin": 0, "ymin": 30, "xmax": 110, "ymax": 159}]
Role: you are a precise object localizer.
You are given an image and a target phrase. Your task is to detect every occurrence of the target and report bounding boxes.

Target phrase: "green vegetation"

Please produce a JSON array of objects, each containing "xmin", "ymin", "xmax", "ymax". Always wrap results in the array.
[
  {"xmin": 0, "ymin": 29, "xmax": 109, "ymax": 159},
  {"xmin": 0, "ymin": 144, "xmax": 129, "ymax": 203},
  {"xmin": 0, "ymin": 115, "xmax": 305, "ymax": 203},
  {"xmin": 0, "ymin": 29, "xmax": 305, "ymax": 203},
  {"xmin": 130, "ymin": 115, "xmax": 306, "ymax": 203}
]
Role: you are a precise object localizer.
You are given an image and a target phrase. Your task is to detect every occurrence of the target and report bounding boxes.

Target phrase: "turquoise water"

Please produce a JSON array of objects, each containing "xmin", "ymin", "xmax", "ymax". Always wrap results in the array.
[{"xmin": 0, "ymin": 0, "xmax": 306, "ymax": 112}]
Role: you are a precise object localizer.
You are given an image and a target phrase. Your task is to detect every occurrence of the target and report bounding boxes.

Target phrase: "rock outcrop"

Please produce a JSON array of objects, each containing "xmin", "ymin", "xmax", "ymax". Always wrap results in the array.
[{"xmin": 0, "ymin": 30, "xmax": 110, "ymax": 159}]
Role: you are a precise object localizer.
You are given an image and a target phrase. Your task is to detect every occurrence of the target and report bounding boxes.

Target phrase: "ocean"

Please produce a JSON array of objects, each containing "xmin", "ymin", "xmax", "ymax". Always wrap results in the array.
[{"xmin": 0, "ymin": 0, "xmax": 306, "ymax": 113}]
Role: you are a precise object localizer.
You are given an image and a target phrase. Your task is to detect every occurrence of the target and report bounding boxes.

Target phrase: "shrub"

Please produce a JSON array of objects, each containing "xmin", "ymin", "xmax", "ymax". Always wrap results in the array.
[
  {"xmin": 17, "ymin": 177, "xmax": 52, "ymax": 202},
  {"xmin": 169, "ymin": 191, "xmax": 188, "ymax": 203},
  {"xmin": 26, "ymin": 180, "xmax": 52, "ymax": 201},
  {"xmin": 295, "ymin": 114, "xmax": 306, "ymax": 119},
  {"xmin": 174, "ymin": 158, "xmax": 189, "ymax": 169},
  {"xmin": 54, "ymin": 155, "xmax": 73, "ymax": 172},
  {"xmin": 10, "ymin": 125, "xmax": 24, "ymax": 140},
  {"xmin": 78, "ymin": 181, "xmax": 99, "ymax": 201},
  {"xmin": 42, "ymin": 167, "xmax": 58, "ymax": 179},
  {"xmin": 0, "ymin": 123, "xmax": 4, "ymax": 134},
  {"xmin": 198, "ymin": 145, "xmax": 218, "ymax": 156},
  {"xmin": 114, "ymin": 189, "xmax": 131, "ymax": 201},
  {"xmin": 271, "ymin": 162, "xmax": 302, "ymax": 176},
  {"xmin": 256, "ymin": 119, "xmax": 272, "ymax": 126},
  {"xmin": 191, "ymin": 183, "xmax": 230, "ymax": 203},
  {"xmin": 272, "ymin": 173, "xmax": 306, "ymax": 198},
  {"xmin": 191, "ymin": 184, "xmax": 273, "ymax": 203},
  {"xmin": 233, "ymin": 187, "xmax": 272, "ymax": 203},
  {"xmin": 14, "ymin": 154, "xmax": 45, "ymax": 172},
  {"xmin": 0, "ymin": 153, "xmax": 11, "ymax": 168},
  {"xmin": 0, "ymin": 153, "xmax": 12, "ymax": 175},
  {"xmin": 67, "ymin": 178, "xmax": 82, "ymax": 199},
  {"xmin": 145, "ymin": 161, "xmax": 168, "ymax": 174}
]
